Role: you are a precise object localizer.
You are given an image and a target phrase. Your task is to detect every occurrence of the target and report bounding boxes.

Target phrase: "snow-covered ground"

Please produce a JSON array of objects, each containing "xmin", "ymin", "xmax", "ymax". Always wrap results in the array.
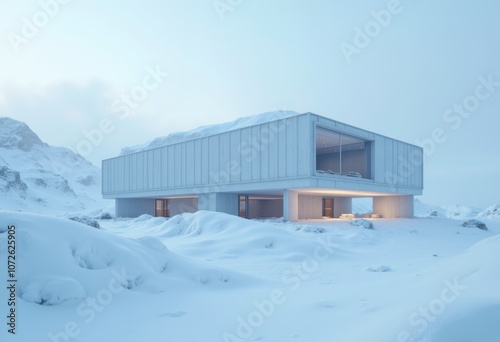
[
  {"xmin": 2, "ymin": 115, "xmax": 500, "ymax": 341},
  {"xmin": 1, "ymin": 210, "xmax": 499, "ymax": 342}
]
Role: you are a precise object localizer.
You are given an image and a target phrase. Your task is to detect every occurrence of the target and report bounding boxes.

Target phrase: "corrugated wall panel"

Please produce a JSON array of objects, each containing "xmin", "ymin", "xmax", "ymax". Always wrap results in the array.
[
  {"xmin": 208, "ymin": 135, "xmax": 219, "ymax": 184},
  {"xmin": 153, "ymin": 149, "xmax": 161, "ymax": 189},
  {"xmin": 201, "ymin": 137, "xmax": 209, "ymax": 184},
  {"xmin": 286, "ymin": 117, "xmax": 298, "ymax": 178},
  {"xmin": 260, "ymin": 123, "xmax": 270, "ymax": 180},
  {"xmin": 240, "ymin": 127, "xmax": 252, "ymax": 181},
  {"xmin": 174, "ymin": 144, "xmax": 182, "ymax": 187},
  {"xmin": 186, "ymin": 141, "xmax": 195, "ymax": 186},
  {"xmin": 147, "ymin": 150, "xmax": 154, "ymax": 190},
  {"xmin": 229, "ymin": 130, "xmax": 241, "ymax": 183},
  {"xmin": 297, "ymin": 115, "xmax": 312, "ymax": 176},
  {"xmin": 219, "ymin": 132, "xmax": 230, "ymax": 183},
  {"xmin": 136, "ymin": 153, "xmax": 143, "ymax": 190},
  {"xmin": 278, "ymin": 120, "xmax": 287, "ymax": 178},
  {"xmin": 268, "ymin": 123, "xmax": 278, "ymax": 180},
  {"xmin": 381, "ymin": 138, "xmax": 395, "ymax": 184},
  {"xmin": 251, "ymin": 125, "xmax": 261, "ymax": 181},
  {"xmin": 167, "ymin": 145, "xmax": 175, "ymax": 188},
  {"xmin": 161, "ymin": 147, "xmax": 168, "ymax": 188},
  {"xmin": 194, "ymin": 140, "xmax": 202, "ymax": 185},
  {"xmin": 180, "ymin": 143, "xmax": 186, "ymax": 187},
  {"xmin": 119, "ymin": 157, "xmax": 125, "ymax": 192},
  {"xmin": 123, "ymin": 156, "xmax": 130, "ymax": 191}
]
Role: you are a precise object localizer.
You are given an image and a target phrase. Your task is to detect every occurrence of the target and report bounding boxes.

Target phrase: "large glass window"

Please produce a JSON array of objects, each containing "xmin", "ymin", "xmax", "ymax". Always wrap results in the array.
[{"xmin": 316, "ymin": 127, "xmax": 371, "ymax": 179}]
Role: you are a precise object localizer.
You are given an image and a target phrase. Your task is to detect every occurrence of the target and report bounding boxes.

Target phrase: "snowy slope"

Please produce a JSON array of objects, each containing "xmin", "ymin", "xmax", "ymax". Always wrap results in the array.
[
  {"xmin": 120, "ymin": 110, "xmax": 300, "ymax": 155},
  {"xmin": 2, "ymin": 210, "xmax": 499, "ymax": 341},
  {"xmin": 0, "ymin": 117, "xmax": 108, "ymax": 213},
  {"xmin": 477, "ymin": 204, "xmax": 500, "ymax": 221},
  {"xmin": 413, "ymin": 198, "xmax": 483, "ymax": 220}
]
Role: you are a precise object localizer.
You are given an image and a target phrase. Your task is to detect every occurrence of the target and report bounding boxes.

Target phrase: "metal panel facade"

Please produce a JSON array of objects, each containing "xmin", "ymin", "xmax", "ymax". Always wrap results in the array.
[
  {"xmin": 102, "ymin": 113, "xmax": 423, "ymax": 197},
  {"xmin": 103, "ymin": 115, "xmax": 313, "ymax": 196}
]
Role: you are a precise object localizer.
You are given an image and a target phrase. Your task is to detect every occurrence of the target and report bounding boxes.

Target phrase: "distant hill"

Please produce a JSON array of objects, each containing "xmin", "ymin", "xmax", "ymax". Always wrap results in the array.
[{"xmin": 0, "ymin": 117, "xmax": 107, "ymax": 213}]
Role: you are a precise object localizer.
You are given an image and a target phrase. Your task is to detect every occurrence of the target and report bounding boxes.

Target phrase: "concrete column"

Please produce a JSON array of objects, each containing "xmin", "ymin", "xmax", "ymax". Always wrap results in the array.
[
  {"xmin": 283, "ymin": 190, "xmax": 299, "ymax": 221},
  {"xmin": 373, "ymin": 195, "xmax": 414, "ymax": 218}
]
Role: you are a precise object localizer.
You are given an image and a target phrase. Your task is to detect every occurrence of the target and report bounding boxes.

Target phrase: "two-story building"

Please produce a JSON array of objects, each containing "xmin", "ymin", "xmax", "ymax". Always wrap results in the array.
[{"xmin": 102, "ymin": 112, "xmax": 423, "ymax": 220}]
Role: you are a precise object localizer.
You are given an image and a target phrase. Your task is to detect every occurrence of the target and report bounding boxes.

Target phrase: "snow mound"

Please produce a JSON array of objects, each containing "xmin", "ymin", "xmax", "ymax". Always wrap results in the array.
[
  {"xmin": 132, "ymin": 214, "xmax": 154, "ymax": 222},
  {"xmin": 293, "ymin": 225, "xmax": 325, "ymax": 234},
  {"xmin": 462, "ymin": 219, "xmax": 488, "ymax": 231},
  {"xmin": 366, "ymin": 265, "xmax": 392, "ymax": 272},
  {"xmin": 120, "ymin": 110, "xmax": 300, "ymax": 155},
  {"xmin": 477, "ymin": 204, "xmax": 500, "ymax": 221},
  {"xmin": 428, "ymin": 302, "xmax": 500, "ymax": 341},
  {"xmin": 0, "ymin": 211, "xmax": 258, "ymax": 308},
  {"xmin": 95, "ymin": 211, "xmax": 113, "ymax": 220},
  {"xmin": 116, "ymin": 211, "xmax": 331, "ymax": 262},
  {"xmin": 68, "ymin": 215, "xmax": 101, "ymax": 229},
  {"xmin": 349, "ymin": 219, "xmax": 374, "ymax": 230},
  {"xmin": 20, "ymin": 276, "xmax": 86, "ymax": 306}
]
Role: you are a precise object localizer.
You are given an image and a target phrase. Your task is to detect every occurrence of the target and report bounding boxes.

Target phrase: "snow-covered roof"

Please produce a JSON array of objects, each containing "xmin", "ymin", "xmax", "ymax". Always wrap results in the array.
[{"xmin": 120, "ymin": 110, "xmax": 301, "ymax": 155}]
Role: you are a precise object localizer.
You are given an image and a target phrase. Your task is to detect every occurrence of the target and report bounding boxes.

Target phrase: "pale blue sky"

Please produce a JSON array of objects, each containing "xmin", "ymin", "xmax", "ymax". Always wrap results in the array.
[{"xmin": 1, "ymin": 0, "xmax": 499, "ymax": 208}]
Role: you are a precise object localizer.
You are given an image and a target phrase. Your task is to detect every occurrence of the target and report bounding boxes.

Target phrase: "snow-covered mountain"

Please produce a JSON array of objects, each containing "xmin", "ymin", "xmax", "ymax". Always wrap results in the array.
[
  {"xmin": 414, "ymin": 199, "xmax": 500, "ymax": 220},
  {"xmin": 0, "ymin": 117, "xmax": 107, "ymax": 213},
  {"xmin": 120, "ymin": 110, "xmax": 300, "ymax": 155},
  {"xmin": 477, "ymin": 203, "xmax": 500, "ymax": 220}
]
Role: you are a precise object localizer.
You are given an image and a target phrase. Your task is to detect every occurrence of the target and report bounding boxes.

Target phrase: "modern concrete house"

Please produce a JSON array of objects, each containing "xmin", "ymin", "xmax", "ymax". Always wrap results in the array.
[{"xmin": 102, "ymin": 112, "xmax": 423, "ymax": 220}]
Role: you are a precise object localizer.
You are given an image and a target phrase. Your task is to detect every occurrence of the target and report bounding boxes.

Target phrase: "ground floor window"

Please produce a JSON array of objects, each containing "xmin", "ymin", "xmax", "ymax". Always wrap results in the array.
[
  {"xmin": 322, "ymin": 198, "xmax": 334, "ymax": 218},
  {"xmin": 239, "ymin": 195, "xmax": 248, "ymax": 218},
  {"xmin": 155, "ymin": 199, "xmax": 170, "ymax": 217}
]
